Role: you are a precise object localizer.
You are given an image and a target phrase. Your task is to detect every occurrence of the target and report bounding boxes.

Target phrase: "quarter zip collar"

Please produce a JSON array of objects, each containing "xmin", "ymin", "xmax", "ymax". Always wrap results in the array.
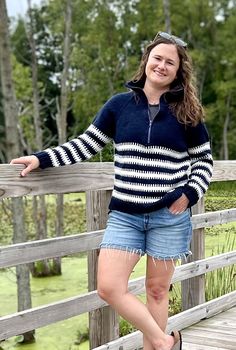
[{"xmin": 125, "ymin": 79, "xmax": 184, "ymax": 104}]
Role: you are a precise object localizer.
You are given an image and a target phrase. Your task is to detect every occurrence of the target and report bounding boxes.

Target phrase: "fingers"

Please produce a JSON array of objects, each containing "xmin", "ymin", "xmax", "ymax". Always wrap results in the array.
[
  {"xmin": 10, "ymin": 156, "xmax": 40, "ymax": 177},
  {"xmin": 168, "ymin": 194, "xmax": 189, "ymax": 214},
  {"xmin": 20, "ymin": 165, "xmax": 33, "ymax": 177}
]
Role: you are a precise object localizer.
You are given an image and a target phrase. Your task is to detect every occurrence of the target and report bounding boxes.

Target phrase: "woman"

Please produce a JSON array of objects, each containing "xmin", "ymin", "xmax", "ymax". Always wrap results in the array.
[{"xmin": 11, "ymin": 32, "xmax": 213, "ymax": 350}]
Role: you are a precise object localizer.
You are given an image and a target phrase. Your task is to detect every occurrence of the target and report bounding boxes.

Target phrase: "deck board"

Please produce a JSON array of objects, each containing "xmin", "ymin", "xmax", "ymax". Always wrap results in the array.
[{"xmin": 182, "ymin": 307, "xmax": 236, "ymax": 349}]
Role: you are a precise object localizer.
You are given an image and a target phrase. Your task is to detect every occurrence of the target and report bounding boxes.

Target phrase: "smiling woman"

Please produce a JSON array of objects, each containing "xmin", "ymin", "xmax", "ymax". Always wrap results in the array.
[
  {"xmin": 10, "ymin": 31, "xmax": 213, "ymax": 350},
  {"xmin": 144, "ymin": 43, "xmax": 180, "ymax": 104}
]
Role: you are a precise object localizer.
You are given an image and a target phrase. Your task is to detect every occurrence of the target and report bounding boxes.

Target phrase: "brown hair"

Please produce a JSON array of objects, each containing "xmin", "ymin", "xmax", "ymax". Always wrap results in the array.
[{"xmin": 132, "ymin": 37, "xmax": 204, "ymax": 126}]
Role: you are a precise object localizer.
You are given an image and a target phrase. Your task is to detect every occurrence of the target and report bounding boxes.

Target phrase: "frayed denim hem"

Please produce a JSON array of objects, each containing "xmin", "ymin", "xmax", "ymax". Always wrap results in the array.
[
  {"xmin": 100, "ymin": 244, "xmax": 145, "ymax": 257},
  {"xmin": 146, "ymin": 249, "xmax": 192, "ymax": 261},
  {"xmin": 146, "ymin": 250, "xmax": 192, "ymax": 269}
]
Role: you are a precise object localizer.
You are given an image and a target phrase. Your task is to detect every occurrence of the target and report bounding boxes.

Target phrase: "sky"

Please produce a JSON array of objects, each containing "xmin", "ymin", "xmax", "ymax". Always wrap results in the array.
[{"xmin": 6, "ymin": 0, "xmax": 42, "ymax": 18}]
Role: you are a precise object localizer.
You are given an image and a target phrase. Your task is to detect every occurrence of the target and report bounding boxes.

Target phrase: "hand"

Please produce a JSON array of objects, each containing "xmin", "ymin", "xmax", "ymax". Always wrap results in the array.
[
  {"xmin": 168, "ymin": 193, "xmax": 189, "ymax": 215},
  {"xmin": 10, "ymin": 155, "xmax": 40, "ymax": 177}
]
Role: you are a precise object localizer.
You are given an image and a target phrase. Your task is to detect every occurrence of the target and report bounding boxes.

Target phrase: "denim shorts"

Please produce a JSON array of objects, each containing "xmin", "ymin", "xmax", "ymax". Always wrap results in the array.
[{"xmin": 100, "ymin": 207, "xmax": 192, "ymax": 260}]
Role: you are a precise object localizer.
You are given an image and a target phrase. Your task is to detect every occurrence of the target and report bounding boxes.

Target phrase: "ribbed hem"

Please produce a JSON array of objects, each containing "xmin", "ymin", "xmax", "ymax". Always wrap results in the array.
[
  {"xmin": 182, "ymin": 184, "xmax": 199, "ymax": 207},
  {"xmin": 33, "ymin": 151, "xmax": 53, "ymax": 169},
  {"xmin": 109, "ymin": 187, "xmax": 184, "ymax": 214}
]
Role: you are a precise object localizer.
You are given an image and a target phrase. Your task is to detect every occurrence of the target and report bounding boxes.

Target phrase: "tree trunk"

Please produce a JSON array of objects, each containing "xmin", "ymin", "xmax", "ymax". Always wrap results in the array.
[
  {"xmin": 27, "ymin": 0, "xmax": 51, "ymax": 277},
  {"xmin": 54, "ymin": 0, "xmax": 72, "ymax": 274},
  {"xmin": 0, "ymin": 0, "xmax": 34, "ymax": 342},
  {"xmin": 162, "ymin": 0, "xmax": 171, "ymax": 34},
  {"xmin": 222, "ymin": 93, "xmax": 231, "ymax": 160}
]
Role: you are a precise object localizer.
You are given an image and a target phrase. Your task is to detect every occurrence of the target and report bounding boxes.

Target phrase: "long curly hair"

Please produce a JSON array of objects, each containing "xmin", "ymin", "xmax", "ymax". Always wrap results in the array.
[{"xmin": 131, "ymin": 36, "xmax": 204, "ymax": 126}]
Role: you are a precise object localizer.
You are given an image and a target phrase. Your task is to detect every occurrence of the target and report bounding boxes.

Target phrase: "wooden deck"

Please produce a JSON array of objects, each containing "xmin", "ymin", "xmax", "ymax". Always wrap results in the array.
[{"xmin": 182, "ymin": 307, "xmax": 236, "ymax": 349}]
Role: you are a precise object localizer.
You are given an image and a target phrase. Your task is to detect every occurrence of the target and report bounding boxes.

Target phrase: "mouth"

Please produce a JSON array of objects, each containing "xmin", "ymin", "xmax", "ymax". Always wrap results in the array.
[{"xmin": 154, "ymin": 70, "xmax": 166, "ymax": 77}]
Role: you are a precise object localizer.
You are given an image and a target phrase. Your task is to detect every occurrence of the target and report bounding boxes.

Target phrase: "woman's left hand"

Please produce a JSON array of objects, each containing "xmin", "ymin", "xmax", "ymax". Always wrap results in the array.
[{"xmin": 168, "ymin": 193, "xmax": 189, "ymax": 215}]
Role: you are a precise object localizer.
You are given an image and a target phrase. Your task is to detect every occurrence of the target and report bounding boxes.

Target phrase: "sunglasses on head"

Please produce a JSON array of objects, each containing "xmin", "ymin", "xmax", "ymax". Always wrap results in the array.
[{"xmin": 153, "ymin": 31, "xmax": 187, "ymax": 48}]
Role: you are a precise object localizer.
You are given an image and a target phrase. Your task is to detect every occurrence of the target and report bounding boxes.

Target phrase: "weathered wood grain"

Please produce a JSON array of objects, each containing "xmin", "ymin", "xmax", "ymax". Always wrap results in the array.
[
  {"xmin": 0, "ymin": 254, "xmax": 235, "ymax": 341},
  {"xmin": 182, "ymin": 318, "xmax": 236, "ymax": 349},
  {"xmin": 91, "ymin": 299, "xmax": 236, "ymax": 350},
  {"xmin": 0, "ymin": 162, "xmax": 114, "ymax": 199},
  {"xmin": 1, "ymin": 160, "xmax": 236, "ymax": 199},
  {"xmin": 211, "ymin": 160, "xmax": 236, "ymax": 182},
  {"xmin": 0, "ymin": 230, "xmax": 104, "ymax": 268}
]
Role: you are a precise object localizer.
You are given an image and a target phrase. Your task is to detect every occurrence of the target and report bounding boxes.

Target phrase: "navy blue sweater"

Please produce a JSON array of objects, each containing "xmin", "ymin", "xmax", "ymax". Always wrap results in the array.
[{"xmin": 35, "ymin": 81, "xmax": 213, "ymax": 213}]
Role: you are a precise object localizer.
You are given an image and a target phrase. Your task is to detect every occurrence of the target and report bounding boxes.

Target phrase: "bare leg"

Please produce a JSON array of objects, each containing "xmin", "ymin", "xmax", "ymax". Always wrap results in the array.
[
  {"xmin": 143, "ymin": 258, "xmax": 176, "ymax": 350},
  {"xmin": 97, "ymin": 249, "xmax": 175, "ymax": 350}
]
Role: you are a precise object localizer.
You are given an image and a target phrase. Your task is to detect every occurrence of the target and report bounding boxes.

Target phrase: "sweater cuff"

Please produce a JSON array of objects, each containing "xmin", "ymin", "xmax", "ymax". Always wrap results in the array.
[
  {"xmin": 33, "ymin": 151, "xmax": 53, "ymax": 169},
  {"xmin": 182, "ymin": 184, "xmax": 199, "ymax": 207}
]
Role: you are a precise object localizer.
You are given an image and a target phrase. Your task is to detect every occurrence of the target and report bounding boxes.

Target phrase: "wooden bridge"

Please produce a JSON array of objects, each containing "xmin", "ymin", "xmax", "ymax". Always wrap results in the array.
[{"xmin": 0, "ymin": 160, "xmax": 236, "ymax": 349}]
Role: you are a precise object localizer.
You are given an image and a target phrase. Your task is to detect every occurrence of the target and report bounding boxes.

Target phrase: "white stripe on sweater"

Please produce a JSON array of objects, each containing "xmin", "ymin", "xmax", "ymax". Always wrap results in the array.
[
  {"xmin": 115, "ymin": 166, "xmax": 187, "ymax": 181},
  {"xmin": 115, "ymin": 155, "xmax": 190, "ymax": 169},
  {"xmin": 88, "ymin": 124, "xmax": 111, "ymax": 143},
  {"xmin": 115, "ymin": 143, "xmax": 189, "ymax": 158},
  {"xmin": 46, "ymin": 149, "xmax": 61, "ymax": 167},
  {"xmin": 80, "ymin": 133, "xmax": 105, "ymax": 152},
  {"xmin": 115, "ymin": 179, "xmax": 187, "ymax": 193},
  {"xmin": 112, "ymin": 189, "xmax": 161, "ymax": 203},
  {"xmin": 188, "ymin": 142, "xmax": 211, "ymax": 155}
]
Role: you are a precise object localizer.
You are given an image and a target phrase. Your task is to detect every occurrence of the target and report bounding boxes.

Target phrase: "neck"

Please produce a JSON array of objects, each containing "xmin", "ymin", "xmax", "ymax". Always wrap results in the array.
[{"xmin": 143, "ymin": 84, "xmax": 168, "ymax": 105}]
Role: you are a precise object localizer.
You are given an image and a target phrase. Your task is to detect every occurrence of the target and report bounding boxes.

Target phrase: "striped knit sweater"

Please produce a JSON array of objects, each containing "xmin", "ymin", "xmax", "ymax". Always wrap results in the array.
[{"xmin": 34, "ymin": 81, "xmax": 213, "ymax": 214}]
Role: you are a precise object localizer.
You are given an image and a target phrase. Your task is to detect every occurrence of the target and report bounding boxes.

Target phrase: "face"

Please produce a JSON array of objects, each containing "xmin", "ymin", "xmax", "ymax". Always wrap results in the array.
[{"xmin": 144, "ymin": 43, "xmax": 180, "ymax": 91}]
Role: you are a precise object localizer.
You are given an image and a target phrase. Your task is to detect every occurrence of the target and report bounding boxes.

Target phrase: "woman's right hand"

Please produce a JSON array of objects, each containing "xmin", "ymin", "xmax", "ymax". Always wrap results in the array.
[{"xmin": 10, "ymin": 155, "xmax": 40, "ymax": 177}]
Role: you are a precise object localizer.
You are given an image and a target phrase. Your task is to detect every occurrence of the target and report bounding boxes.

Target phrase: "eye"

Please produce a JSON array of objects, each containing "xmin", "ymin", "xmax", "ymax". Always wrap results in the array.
[{"xmin": 167, "ymin": 61, "xmax": 174, "ymax": 65}]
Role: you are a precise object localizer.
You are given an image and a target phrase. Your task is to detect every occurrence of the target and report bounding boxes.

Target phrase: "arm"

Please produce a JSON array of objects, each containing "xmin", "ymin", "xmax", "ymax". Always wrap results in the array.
[
  {"xmin": 10, "ymin": 96, "xmax": 117, "ymax": 176},
  {"xmin": 182, "ymin": 122, "xmax": 213, "ymax": 206}
]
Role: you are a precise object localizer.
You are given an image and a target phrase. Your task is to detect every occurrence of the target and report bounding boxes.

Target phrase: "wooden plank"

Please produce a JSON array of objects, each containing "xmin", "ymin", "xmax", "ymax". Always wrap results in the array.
[
  {"xmin": 0, "ymin": 272, "xmax": 235, "ymax": 342},
  {"xmin": 183, "ymin": 343, "xmax": 228, "ymax": 350},
  {"xmin": 182, "ymin": 329, "xmax": 235, "ymax": 349},
  {"xmin": 0, "ymin": 290, "xmax": 105, "ymax": 341},
  {"xmin": 92, "ymin": 298, "xmax": 236, "ymax": 350},
  {"xmin": 1, "ymin": 160, "xmax": 236, "ymax": 200},
  {"xmin": 0, "ymin": 212, "xmax": 235, "ymax": 268},
  {"xmin": 182, "ymin": 198, "xmax": 205, "ymax": 311},
  {"xmin": 0, "ymin": 234, "xmax": 235, "ymax": 282},
  {"xmin": 191, "ymin": 208, "xmax": 236, "ymax": 229},
  {"xmin": 0, "ymin": 163, "xmax": 114, "ymax": 199},
  {"xmin": 86, "ymin": 189, "xmax": 119, "ymax": 348},
  {"xmin": 211, "ymin": 160, "xmax": 236, "ymax": 182},
  {"xmin": 0, "ymin": 230, "xmax": 105, "ymax": 268}
]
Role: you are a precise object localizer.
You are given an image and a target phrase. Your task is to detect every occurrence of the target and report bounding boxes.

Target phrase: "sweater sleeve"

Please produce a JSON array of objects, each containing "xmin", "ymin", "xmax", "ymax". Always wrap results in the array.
[
  {"xmin": 34, "ymin": 97, "xmax": 116, "ymax": 169},
  {"xmin": 182, "ymin": 122, "xmax": 213, "ymax": 206}
]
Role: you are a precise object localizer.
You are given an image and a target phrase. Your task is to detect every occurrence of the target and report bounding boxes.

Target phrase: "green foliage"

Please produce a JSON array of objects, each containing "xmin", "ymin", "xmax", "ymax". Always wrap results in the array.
[
  {"xmin": 205, "ymin": 234, "xmax": 236, "ymax": 300},
  {"xmin": 0, "ymin": 195, "xmax": 86, "ymax": 245},
  {"xmin": 2, "ymin": 0, "xmax": 235, "ymax": 160},
  {"xmin": 119, "ymin": 318, "xmax": 136, "ymax": 337}
]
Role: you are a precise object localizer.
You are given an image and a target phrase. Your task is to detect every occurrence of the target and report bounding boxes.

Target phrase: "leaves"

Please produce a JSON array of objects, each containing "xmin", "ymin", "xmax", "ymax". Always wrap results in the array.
[{"xmin": 1, "ymin": 0, "xmax": 236, "ymax": 160}]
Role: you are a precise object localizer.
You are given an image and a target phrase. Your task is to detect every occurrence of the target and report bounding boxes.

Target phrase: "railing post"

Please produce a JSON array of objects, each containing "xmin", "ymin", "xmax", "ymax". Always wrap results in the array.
[
  {"xmin": 181, "ymin": 197, "xmax": 205, "ymax": 310},
  {"xmin": 86, "ymin": 189, "xmax": 119, "ymax": 349}
]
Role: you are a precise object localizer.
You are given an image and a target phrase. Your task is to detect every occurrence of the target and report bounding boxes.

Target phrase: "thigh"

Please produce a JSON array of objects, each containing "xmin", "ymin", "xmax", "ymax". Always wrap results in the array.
[
  {"xmin": 97, "ymin": 248, "xmax": 141, "ymax": 294},
  {"xmin": 146, "ymin": 207, "xmax": 192, "ymax": 260},
  {"xmin": 100, "ymin": 210, "xmax": 145, "ymax": 256}
]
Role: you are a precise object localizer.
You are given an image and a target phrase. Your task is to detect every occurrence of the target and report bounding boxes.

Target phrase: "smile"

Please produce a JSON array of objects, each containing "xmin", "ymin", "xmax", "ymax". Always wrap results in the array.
[{"xmin": 154, "ymin": 70, "xmax": 166, "ymax": 77}]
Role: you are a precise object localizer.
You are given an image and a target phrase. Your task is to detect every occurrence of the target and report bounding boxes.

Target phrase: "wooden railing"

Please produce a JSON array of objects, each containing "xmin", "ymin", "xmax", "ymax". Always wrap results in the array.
[{"xmin": 0, "ymin": 160, "xmax": 236, "ymax": 349}]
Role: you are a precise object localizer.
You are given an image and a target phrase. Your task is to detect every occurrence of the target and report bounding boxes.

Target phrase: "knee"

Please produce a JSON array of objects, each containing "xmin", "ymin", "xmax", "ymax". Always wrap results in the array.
[
  {"xmin": 145, "ymin": 280, "xmax": 170, "ymax": 302},
  {"xmin": 97, "ymin": 282, "xmax": 116, "ymax": 303}
]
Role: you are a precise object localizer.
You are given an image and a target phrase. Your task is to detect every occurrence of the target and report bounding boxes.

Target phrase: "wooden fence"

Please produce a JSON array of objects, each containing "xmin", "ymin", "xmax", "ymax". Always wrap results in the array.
[{"xmin": 0, "ymin": 160, "xmax": 236, "ymax": 349}]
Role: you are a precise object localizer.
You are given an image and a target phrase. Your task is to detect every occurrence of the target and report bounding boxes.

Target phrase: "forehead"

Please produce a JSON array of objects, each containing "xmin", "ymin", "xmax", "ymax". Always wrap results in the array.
[{"xmin": 149, "ymin": 43, "xmax": 180, "ymax": 62}]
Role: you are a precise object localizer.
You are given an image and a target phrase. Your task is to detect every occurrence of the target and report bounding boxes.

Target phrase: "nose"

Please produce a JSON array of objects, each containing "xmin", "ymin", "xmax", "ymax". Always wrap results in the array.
[{"xmin": 158, "ymin": 60, "xmax": 166, "ymax": 70}]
